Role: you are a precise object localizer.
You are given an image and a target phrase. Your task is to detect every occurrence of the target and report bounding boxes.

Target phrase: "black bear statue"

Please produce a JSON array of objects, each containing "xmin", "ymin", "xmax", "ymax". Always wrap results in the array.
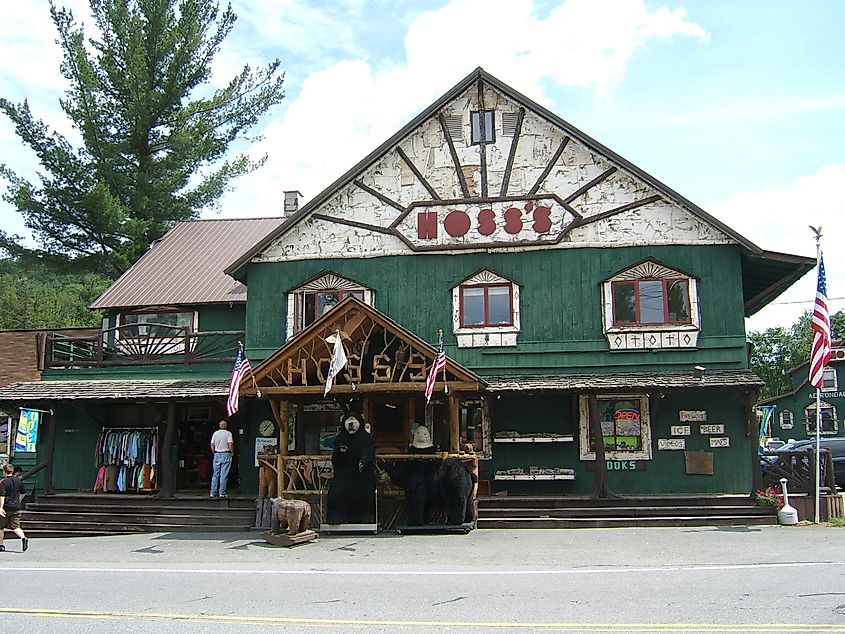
[
  {"xmin": 326, "ymin": 412, "xmax": 375, "ymax": 524},
  {"xmin": 385, "ymin": 457, "xmax": 475, "ymax": 526}
]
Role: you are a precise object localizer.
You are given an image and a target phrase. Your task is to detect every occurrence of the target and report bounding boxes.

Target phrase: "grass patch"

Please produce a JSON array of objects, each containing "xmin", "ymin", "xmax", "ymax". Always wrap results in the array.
[{"xmin": 830, "ymin": 517, "xmax": 845, "ymax": 528}]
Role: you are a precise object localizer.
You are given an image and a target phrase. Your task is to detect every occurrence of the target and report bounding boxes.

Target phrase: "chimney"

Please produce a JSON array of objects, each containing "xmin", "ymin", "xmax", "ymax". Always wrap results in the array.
[{"xmin": 283, "ymin": 190, "xmax": 302, "ymax": 216}]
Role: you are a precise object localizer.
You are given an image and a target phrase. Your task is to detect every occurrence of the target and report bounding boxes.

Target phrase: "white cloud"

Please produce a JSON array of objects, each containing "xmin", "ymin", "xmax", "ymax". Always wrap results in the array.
[
  {"xmin": 216, "ymin": 0, "xmax": 708, "ymax": 217},
  {"xmin": 707, "ymin": 164, "xmax": 845, "ymax": 332}
]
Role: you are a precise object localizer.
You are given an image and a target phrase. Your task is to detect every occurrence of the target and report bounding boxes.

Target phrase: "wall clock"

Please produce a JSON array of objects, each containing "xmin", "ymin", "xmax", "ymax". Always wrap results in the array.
[{"xmin": 258, "ymin": 419, "xmax": 275, "ymax": 437}]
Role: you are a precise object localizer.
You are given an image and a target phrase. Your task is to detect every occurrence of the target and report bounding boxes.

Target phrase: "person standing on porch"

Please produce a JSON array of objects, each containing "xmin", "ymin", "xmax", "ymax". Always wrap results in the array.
[
  {"xmin": 210, "ymin": 420, "xmax": 234, "ymax": 498},
  {"xmin": 0, "ymin": 463, "xmax": 28, "ymax": 552}
]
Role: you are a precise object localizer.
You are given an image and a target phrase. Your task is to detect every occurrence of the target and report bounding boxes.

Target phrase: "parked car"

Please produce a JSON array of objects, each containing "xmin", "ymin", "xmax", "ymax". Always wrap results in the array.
[{"xmin": 761, "ymin": 438, "xmax": 845, "ymax": 489}]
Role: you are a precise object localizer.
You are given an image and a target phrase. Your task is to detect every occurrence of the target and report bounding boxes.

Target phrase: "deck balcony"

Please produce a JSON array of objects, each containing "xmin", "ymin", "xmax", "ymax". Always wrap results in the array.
[{"xmin": 40, "ymin": 324, "xmax": 244, "ymax": 369}]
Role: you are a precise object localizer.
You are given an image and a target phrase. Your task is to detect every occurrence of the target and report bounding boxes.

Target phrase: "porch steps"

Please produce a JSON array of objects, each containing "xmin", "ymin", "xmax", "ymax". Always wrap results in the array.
[
  {"xmin": 476, "ymin": 495, "xmax": 778, "ymax": 529},
  {"xmin": 21, "ymin": 494, "xmax": 255, "ymax": 537}
]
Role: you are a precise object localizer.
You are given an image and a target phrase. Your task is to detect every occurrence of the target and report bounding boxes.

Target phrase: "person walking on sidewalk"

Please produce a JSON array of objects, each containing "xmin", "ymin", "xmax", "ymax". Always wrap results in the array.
[
  {"xmin": 0, "ymin": 463, "xmax": 28, "ymax": 552},
  {"xmin": 210, "ymin": 420, "xmax": 234, "ymax": 498}
]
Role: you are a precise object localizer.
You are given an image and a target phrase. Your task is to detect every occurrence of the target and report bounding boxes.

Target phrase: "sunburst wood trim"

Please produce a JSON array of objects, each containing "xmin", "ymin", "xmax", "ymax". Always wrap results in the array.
[
  {"xmin": 500, "ymin": 108, "xmax": 525, "ymax": 197},
  {"xmin": 311, "ymin": 212, "xmax": 394, "ymax": 235},
  {"xmin": 528, "ymin": 136, "xmax": 570, "ymax": 195},
  {"xmin": 353, "ymin": 179, "xmax": 406, "ymax": 212},
  {"xmin": 396, "ymin": 147, "xmax": 440, "ymax": 201},
  {"xmin": 579, "ymin": 194, "xmax": 663, "ymax": 225},
  {"xmin": 478, "ymin": 79, "xmax": 488, "ymax": 198},
  {"xmin": 562, "ymin": 166, "xmax": 617, "ymax": 204},
  {"xmin": 438, "ymin": 112, "xmax": 470, "ymax": 198}
]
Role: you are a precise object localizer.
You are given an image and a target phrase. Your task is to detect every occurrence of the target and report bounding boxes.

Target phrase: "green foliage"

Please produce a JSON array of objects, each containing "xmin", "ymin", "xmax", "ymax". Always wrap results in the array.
[
  {"xmin": 0, "ymin": 258, "xmax": 108, "ymax": 329},
  {"xmin": 830, "ymin": 517, "xmax": 845, "ymax": 528},
  {"xmin": 749, "ymin": 309, "xmax": 845, "ymax": 399},
  {"xmin": 0, "ymin": 0, "xmax": 284, "ymax": 279}
]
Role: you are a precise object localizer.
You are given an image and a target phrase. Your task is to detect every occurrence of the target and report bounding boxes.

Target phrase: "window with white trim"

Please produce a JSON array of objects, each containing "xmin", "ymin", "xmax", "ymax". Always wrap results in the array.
[
  {"xmin": 602, "ymin": 259, "xmax": 700, "ymax": 351},
  {"xmin": 805, "ymin": 401, "xmax": 838, "ymax": 435},
  {"xmin": 779, "ymin": 410, "xmax": 794, "ymax": 430},
  {"xmin": 822, "ymin": 367, "xmax": 837, "ymax": 390},
  {"xmin": 578, "ymin": 394, "xmax": 652, "ymax": 461},
  {"xmin": 286, "ymin": 272, "xmax": 373, "ymax": 339},
  {"xmin": 452, "ymin": 270, "xmax": 520, "ymax": 348}
]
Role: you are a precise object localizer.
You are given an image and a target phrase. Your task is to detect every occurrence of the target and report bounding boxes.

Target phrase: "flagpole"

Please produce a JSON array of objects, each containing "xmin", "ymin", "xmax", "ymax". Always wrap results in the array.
[{"xmin": 814, "ymin": 236, "xmax": 822, "ymax": 524}]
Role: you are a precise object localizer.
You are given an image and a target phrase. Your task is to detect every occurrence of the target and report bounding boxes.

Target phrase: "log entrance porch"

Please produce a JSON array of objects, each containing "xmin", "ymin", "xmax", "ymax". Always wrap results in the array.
[{"xmin": 244, "ymin": 297, "xmax": 485, "ymax": 529}]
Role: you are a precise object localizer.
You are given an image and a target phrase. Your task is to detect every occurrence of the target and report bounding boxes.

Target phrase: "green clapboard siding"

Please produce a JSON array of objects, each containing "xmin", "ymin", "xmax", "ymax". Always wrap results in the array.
[
  {"xmin": 482, "ymin": 392, "xmax": 752, "ymax": 495},
  {"xmin": 245, "ymin": 245, "xmax": 748, "ymax": 372}
]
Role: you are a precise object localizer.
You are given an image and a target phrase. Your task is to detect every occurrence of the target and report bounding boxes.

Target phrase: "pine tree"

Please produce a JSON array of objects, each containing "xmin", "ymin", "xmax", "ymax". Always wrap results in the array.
[{"xmin": 0, "ymin": 0, "xmax": 284, "ymax": 278}]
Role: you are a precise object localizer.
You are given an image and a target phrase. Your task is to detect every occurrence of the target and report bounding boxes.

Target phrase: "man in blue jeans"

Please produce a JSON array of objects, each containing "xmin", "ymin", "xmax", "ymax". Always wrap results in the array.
[{"xmin": 209, "ymin": 420, "xmax": 234, "ymax": 497}]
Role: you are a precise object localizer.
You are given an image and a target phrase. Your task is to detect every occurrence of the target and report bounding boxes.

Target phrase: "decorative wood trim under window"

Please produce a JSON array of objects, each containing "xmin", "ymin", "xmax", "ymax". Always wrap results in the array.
[
  {"xmin": 452, "ymin": 269, "xmax": 520, "ymax": 348},
  {"xmin": 578, "ymin": 394, "xmax": 652, "ymax": 461},
  {"xmin": 602, "ymin": 259, "xmax": 700, "ymax": 351}
]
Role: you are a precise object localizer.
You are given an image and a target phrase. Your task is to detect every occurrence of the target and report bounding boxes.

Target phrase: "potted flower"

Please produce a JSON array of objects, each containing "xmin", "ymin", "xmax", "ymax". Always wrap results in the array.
[{"xmin": 755, "ymin": 486, "xmax": 785, "ymax": 510}]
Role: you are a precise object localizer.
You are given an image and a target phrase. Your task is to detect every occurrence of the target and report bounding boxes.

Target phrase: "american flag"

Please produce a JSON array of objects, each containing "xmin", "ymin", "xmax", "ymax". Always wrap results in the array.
[
  {"xmin": 227, "ymin": 344, "xmax": 252, "ymax": 417},
  {"xmin": 809, "ymin": 250, "xmax": 832, "ymax": 389},
  {"xmin": 424, "ymin": 332, "xmax": 447, "ymax": 403}
]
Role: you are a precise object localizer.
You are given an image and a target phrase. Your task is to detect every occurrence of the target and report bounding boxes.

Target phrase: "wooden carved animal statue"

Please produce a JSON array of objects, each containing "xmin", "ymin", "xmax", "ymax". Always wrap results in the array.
[
  {"xmin": 271, "ymin": 498, "xmax": 312, "ymax": 536},
  {"xmin": 258, "ymin": 445, "xmax": 278, "ymax": 499}
]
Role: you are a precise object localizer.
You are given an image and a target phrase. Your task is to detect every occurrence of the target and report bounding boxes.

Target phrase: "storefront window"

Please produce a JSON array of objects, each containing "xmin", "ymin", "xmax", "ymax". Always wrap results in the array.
[{"xmin": 579, "ymin": 394, "xmax": 652, "ymax": 461}]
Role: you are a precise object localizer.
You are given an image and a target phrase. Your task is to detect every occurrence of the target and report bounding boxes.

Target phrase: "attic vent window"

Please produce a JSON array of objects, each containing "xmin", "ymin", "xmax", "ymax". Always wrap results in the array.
[
  {"xmin": 444, "ymin": 115, "xmax": 463, "ymax": 141},
  {"xmin": 501, "ymin": 112, "xmax": 519, "ymax": 136},
  {"xmin": 471, "ymin": 110, "xmax": 494, "ymax": 144}
]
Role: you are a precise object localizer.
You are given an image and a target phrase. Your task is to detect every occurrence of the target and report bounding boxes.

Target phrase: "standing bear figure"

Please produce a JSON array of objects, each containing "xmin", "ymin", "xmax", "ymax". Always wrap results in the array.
[{"xmin": 326, "ymin": 412, "xmax": 375, "ymax": 524}]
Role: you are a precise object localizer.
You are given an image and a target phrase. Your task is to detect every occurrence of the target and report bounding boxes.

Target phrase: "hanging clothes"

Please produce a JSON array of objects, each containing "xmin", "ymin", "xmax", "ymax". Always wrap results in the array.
[{"xmin": 94, "ymin": 428, "xmax": 160, "ymax": 493}]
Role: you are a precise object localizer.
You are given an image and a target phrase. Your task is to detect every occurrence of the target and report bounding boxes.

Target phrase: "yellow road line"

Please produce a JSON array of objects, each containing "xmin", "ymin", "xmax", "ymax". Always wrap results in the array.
[{"xmin": 0, "ymin": 608, "xmax": 843, "ymax": 631}]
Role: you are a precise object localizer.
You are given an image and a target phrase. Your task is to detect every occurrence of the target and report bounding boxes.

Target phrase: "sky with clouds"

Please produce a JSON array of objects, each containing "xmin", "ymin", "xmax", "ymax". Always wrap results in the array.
[{"xmin": 1, "ymin": 0, "xmax": 843, "ymax": 333}]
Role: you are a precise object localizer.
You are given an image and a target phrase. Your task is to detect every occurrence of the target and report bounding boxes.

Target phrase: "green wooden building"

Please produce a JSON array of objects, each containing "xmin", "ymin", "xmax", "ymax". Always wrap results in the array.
[
  {"xmin": 760, "ymin": 343, "xmax": 845, "ymax": 443},
  {"xmin": 0, "ymin": 68, "xmax": 814, "ymax": 503}
]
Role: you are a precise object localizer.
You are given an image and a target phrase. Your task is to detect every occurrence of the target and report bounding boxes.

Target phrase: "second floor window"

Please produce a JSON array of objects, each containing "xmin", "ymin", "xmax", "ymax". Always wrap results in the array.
[
  {"xmin": 303, "ymin": 290, "xmax": 364, "ymax": 330},
  {"xmin": 822, "ymin": 367, "xmax": 838, "ymax": 390},
  {"xmin": 120, "ymin": 311, "xmax": 194, "ymax": 337},
  {"xmin": 611, "ymin": 278, "xmax": 691, "ymax": 325},
  {"xmin": 460, "ymin": 283, "xmax": 513, "ymax": 327}
]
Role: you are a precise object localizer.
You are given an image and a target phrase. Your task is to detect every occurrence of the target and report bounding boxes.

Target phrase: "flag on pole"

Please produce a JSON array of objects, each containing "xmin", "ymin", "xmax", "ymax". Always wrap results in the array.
[
  {"xmin": 809, "ymin": 250, "xmax": 831, "ymax": 389},
  {"xmin": 226, "ymin": 344, "xmax": 252, "ymax": 417},
  {"xmin": 425, "ymin": 331, "xmax": 447, "ymax": 403},
  {"xmin": 324, "ymin": 332, "xmax": 348, "ymax": 396}
]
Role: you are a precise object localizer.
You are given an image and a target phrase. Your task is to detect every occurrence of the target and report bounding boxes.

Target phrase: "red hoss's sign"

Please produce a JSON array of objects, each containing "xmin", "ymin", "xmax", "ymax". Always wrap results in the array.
[
  {"xmin": 418, "ymin": 201, "xmax": 553, "ymax": 239},
  {"xmin": 392, "ymin": 197, "xmax": 577, "ymax": 250}
]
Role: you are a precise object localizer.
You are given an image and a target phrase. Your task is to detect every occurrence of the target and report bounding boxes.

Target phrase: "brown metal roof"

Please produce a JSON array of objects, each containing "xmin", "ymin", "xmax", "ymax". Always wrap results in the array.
[
  {"xmin": 0, "ymin": 379, "xmax": 230, "ymax": 402},
  {"xmin": 91, "ymin": 217, "xmax": 284, "ymax": 309},
  {"xmin": 483, "ymin": 370, "xmax": 764, "ymax": 392}
]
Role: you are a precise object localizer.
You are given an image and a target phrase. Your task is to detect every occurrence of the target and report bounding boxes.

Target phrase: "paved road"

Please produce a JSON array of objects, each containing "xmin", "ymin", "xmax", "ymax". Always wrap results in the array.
[{"xmin": 0, "ymin": 524, "xmax": 843, "ymax": 632}]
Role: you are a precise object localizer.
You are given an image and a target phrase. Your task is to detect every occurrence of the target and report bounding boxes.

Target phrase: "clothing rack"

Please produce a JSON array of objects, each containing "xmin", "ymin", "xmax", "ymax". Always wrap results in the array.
[{"xmin": 93, "ymin": 427, "xmax": 160, "ymax": 494}]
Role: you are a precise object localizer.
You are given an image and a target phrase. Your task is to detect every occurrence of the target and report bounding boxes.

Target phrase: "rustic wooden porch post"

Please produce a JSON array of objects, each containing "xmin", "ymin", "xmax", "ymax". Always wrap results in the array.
[
  {"xmin": 43, "ymin": 405, "xmax": 57, "ymax": 495},
  {"xmin": 746, "ymin": 389, "xmax": 763, "ymax": 495},
  {"xmin": 588, "ymin": 393, "xmax": 617, "ymax": 500},
  {"xmin": 448, "ymin": 394, "xmax": 460, "ymax": 453},
  {"xmin": 157, "ymin": 402, "xmax": 176, "ymax": 498},
  {"xmin": 270, "ymin": 399, "xmax": 290, "ymax": 494}
]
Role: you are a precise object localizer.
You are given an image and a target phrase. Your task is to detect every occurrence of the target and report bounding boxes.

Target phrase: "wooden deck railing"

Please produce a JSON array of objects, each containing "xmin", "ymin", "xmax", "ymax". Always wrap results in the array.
[
  {"xmin": 259, "ymin": 453, "xmax": 479, "ymax": 495},
  {"xmin": 761, "ymin": 448, "xmax": 837, "ymax": 494},
  {"xmin": 44, "ymin": 326, "xmax": 244, "ymax": 368}
]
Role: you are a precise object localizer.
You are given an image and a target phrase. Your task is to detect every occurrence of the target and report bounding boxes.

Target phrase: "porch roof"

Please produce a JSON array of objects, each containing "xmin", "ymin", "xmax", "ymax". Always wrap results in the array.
[
  {"xmin": 0, "ymin": 379, "xmax": 229, "ymax": 403},
  {"xmin": 483, "ymin": 369, "xmax": 764, "ymax": 392}
]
